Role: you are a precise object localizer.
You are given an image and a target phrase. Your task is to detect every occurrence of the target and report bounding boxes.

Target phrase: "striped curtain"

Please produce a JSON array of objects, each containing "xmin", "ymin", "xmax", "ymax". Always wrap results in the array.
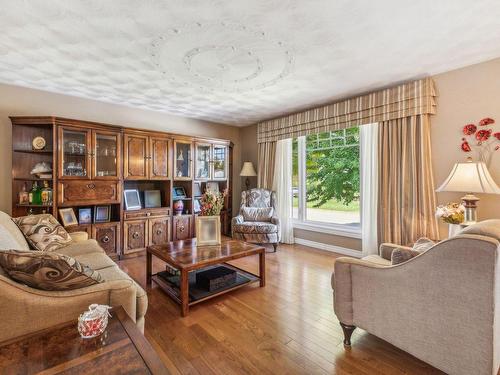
[
  {"xmin": 257, "ymin": 78, "xmax": 436, "ymax": 143},
  {"xmin": 377, "ymin": 114, "xmax": 439, "ymax": 245},
  {"xmin": 257, "ymin": 142, "xmax": 276, "ymax": 189}
]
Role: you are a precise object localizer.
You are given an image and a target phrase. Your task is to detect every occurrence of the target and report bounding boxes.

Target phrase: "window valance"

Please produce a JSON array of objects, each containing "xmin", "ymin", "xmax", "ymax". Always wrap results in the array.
[{"xmin": 257, "ymin": 77, "xmax": 436, "ymax": 143}]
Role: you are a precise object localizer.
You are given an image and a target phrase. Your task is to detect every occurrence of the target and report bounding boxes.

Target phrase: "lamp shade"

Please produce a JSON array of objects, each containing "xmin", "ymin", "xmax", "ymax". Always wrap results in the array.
[
  {"xmin": 240, "ymin": 162, "xmax": 257, "ymax": 177},
  {"xmin": 436, "ymin": 159, "xmax": 500, "ymax": 194}
]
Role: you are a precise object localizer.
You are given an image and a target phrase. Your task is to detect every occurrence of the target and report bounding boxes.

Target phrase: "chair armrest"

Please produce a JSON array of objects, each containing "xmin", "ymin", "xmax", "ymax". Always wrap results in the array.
[
  {"xmin": 69, "ymin": 231, "xmax": 89, "ymax": 242},
  {"xmin": 379, "ymin": 243, "xmax": 412, "ymax": 260},
  {"xmin": 271, "ymin": 216, "xmax": 280, "ymax": 226},
  {"xmin": 232, "ymin": 215, "xmax": 244, "ymax": 226}
]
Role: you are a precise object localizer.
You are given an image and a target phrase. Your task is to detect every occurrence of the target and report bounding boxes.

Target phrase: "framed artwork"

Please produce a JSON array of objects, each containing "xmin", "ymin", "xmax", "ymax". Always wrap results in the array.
[
  {"xmin": 78, "ymin": 208, "xmax": 92, "ymax": 225},
  {"xmin": 124, "ymin": 189, "xmax": 141, "ymax": 210},
  {"xmin": 195, "ymin": 216, "xmax": 221, "ymax": 246},
  {"xmin": 206, "ymin": 182, "xmax": 219, "ymax": 193},
  {"xmin": 59, "ymin": 208, "xmax": 78, "ymax": 227},
  {"xmin": 173, "ymin": 186, "xmax": 187, "ymax": 199},
  {"xmin": 144, "ymin": 190, "xmax": 161, "ymax": 208},
  {"xmin": 193, "ymin": 198, "xmax": 201, "ymax": 213},
  {"xmin": 94, "ymin": 206, "xmax": 111, "ymax": 223},
  {"xmin": 193, "ymin": 182, "xmax": 202, "ymax": 197}
]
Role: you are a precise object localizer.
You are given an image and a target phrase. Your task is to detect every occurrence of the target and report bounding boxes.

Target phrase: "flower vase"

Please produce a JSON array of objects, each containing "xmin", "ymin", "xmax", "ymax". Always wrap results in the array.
[{"xmin": 448, "ymin": 224, "xmax": 463, "ymax": 238}]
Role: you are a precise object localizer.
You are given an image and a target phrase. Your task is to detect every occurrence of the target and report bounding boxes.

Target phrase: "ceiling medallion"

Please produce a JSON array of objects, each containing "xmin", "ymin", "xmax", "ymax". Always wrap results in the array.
[{"xmin": 150, "ymin": 22, "xmax": 294, "ymax": 93}]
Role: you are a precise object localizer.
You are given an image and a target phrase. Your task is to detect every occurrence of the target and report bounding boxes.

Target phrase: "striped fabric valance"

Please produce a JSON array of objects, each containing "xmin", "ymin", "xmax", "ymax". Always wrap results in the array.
[{"xmin": 257, "ymin": 77, "xmax": 436, "ymax": 143}]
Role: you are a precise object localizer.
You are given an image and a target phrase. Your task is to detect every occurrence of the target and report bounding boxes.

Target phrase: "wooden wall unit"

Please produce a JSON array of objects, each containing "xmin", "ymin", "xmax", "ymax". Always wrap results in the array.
[{"xmin": 11, "ymin": 116, "xmax": 233, "ymax": 259}]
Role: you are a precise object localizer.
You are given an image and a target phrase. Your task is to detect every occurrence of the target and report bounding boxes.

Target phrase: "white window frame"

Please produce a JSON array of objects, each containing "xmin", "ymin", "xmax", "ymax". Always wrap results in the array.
[{"xmin": 292, "ymin": 134, "xmax": 361, "ymax": 239}]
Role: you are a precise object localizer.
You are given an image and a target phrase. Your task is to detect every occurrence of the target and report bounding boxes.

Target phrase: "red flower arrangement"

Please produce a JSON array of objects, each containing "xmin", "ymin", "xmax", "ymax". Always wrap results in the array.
[
  {"xmin": 459, "ymin": 117, "xmax": 499, "ymax": 163},
  {"xmin": 479, "ymin": 117, "xmax": 495, "ymax": 126}
]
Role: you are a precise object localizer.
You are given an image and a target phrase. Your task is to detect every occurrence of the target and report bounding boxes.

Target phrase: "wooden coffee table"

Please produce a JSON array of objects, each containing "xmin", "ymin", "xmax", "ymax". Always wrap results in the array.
[
  {"xmin": 147, "ymin": 239, "xmax": 265, "ymax": 316},
  {"xmin": 0, "ymin": 306, "xmax": 169, "ymax": 374}
]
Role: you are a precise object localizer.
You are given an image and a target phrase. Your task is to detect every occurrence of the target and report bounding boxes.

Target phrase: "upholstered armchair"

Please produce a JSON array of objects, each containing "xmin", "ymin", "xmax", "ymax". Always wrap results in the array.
[
  {"xmin": 332, "ymin": 220, "xmax": 500, "ymax": 375},
  {"xmin": 232, "ymin": 188, "xmax": 281, "ymax": 251}
]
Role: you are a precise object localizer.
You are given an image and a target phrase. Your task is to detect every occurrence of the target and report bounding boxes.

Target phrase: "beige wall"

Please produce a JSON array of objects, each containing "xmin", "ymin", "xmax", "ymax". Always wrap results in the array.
[
  {"xmin": 240, "ymin": 57, "xmax": 500, "ymax": 249},
  {"xmin": 0, "ymin": 83, "xmax": 241, "ymax": 214},
  {"xmin": 239, "ymin": 124, "xmax": 259, "ymax": 192},
  {"xmin": 432, "ymin": 58, "xmax": 500, "ymax": 238}
]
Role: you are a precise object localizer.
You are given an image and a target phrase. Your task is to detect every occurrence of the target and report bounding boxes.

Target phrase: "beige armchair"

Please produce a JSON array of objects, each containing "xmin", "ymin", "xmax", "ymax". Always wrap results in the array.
[{"xmin": 332, "ymin": 220, "xmax": 500, "ymax": 375}]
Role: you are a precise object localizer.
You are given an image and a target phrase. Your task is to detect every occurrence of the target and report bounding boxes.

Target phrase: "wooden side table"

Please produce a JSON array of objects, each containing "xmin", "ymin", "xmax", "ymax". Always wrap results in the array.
[{"xmin": 0, "ymin": 306, "xmax": 169, "ymax": 374}]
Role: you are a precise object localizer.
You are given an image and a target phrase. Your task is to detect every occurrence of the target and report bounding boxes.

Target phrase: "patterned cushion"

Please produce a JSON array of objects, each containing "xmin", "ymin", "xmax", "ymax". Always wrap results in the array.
[
  {"xmin": 0, "ymin": 250, "xmax": 103, "ymax": 290},
  {"xmin": 391, "ymin": 248, "xmax": 421, "ymax": 265},
  {"xmin": 242, "ymin": 207, "xmax": 274, "ymax": 222},
  {"xmin": 247, "ymin": 189, "xmax": 272, "ymax": 208},
  {"xmin": 233, "ymin": 222, "xmax": 278, "ymax": 234},
  {"xmin": 12, "ymin": 214, "xmax": 72, "ymax": 252},
  {"xmin": 412, "ymin": 237, "xmax": 435, "ymax": 252}
]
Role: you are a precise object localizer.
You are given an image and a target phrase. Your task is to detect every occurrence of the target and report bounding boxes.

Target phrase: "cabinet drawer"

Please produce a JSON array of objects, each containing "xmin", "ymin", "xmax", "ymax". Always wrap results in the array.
[
  {"xmin": 124, "ymin": 208, "xmax": 170, "ymax": 220},
  {"xmin": 123, "ymin": 220, "xmax": 147, "ymax": 254},
  {"xmin": 172, "ymin": 215, "xmax": 193, "ymax": 241},
  {"xmin": 58, "ymin": 180, "xmax": 120, "ymax": 206},
  {"xmin": 92, "ymin": 222, "xmax": 120, "ymax": 258}
]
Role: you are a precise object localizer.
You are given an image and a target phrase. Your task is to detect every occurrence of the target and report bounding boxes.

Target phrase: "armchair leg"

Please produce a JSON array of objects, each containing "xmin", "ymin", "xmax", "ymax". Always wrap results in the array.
[
  {"xmin": 339, "ymin": 323, "xmax": 356, "ymax": 346},
  {"xmin": 272, "ymin": 243, "xmax": 277, "ymax": 252}
]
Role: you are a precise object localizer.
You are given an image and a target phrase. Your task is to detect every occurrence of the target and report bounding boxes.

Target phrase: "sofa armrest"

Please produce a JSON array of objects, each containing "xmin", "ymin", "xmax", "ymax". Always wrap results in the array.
[
  {"xmin": 0, "ymin": 274, "xmax": 136, "ymax": 343},
  {"xmin": 332, "ymin": 257, "xmax": 387, "ymax": 325},
  {"xmin": 379, "ymin": 242, "xmax": 412, "ymax": 260}
]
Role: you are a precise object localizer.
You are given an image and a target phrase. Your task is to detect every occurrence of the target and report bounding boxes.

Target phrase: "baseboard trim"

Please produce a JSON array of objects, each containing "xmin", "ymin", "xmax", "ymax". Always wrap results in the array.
[{"xmin": 294, "ymin": 238, "xmax": 362, "ymax": 258}]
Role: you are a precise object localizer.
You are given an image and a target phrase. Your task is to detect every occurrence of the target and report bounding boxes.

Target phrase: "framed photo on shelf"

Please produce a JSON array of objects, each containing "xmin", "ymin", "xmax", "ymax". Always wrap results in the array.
[
  {"xmin": 94, "ymin": 206, "xmax": 111, "ymax": 223},
  {"xmin": 195, "ymin": 216, "xmax": 221, "ymax": 246},
  {"xmin": 206, "ymin": 182, "xmax": 219, "ymax": 193},
  {"xmin": 193, "ymin": 198, "xmax": 201, "ymax": 214},
  {"xmin": 78, "ymin": 208, "xmax": 92, "ymax": 225},
  {"xmin": 124, "ymin": 189, "xmax": 141, "ymax": 210},
  {"xmin": 172, "ymin": 186, "xmax": 187, "ymax": 199},
  {"xmin": 59, "ymin": 208, "xmax": 78, "ymax": 227},
  {"xmin": 144, "ymin": 190, "xmax": 161, "ymax": 208},
  {"xmin": 193, "ymin": 182, "xmax": 202, "ymax": 197}
]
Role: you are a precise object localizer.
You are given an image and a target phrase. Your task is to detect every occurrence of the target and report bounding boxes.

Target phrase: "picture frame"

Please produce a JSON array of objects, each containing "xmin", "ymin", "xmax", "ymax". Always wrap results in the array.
[
  {"xmin": 195, "ymin": 216, "xmax": 221, "ymax": 246},
  {"xmin": 144, "ymin": 190, "xmax": 161, "ymax": 208},
  {"xmin": 206, "ymin": 182, "xmax": 219, "ymax": 193},
  {"xmin": 124, "ymin": 189, "xmax": 141, "ymax": 210},
  {"xmin": 172, "ymin": 186, "xmax": 187, "ymax": 199},
  {"xmin": 59, "ymin": 208, "xmax": 78, "ymax": 227},
  {"xmin": 94, "ymin": 206, "xmax": 111, "ymax": 223},
  {"xmin": 78, "ymin": 208, "xmax": 92, "ymax": 225},
  {"xmin": 193, "ymin": 182, "xmax": 202, "ymax": 197},
  {"xmin": 193, "ymin": 198, "xmax": 201, "ymax": 214}
]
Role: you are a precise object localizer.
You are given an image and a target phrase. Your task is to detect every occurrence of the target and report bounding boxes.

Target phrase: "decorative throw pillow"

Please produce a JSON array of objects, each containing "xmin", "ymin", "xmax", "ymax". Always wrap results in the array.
[
  {"xmin": 242, "ymin": 207, "xmax": 274, "ymax": 222},
  {"xmin": 12, "ymin": 214, "xmax": 72, "ymax": 252},
  {"xmin": 391, "ymin": 248, "xmax": 421, "ymax": 265},
  {"xmin": 412, "ymin": 237, "xmax": 435, "ymax": 252},
  {"xmin": 0, "ymin": 250, "xmax": 103, "ymax": 291}
]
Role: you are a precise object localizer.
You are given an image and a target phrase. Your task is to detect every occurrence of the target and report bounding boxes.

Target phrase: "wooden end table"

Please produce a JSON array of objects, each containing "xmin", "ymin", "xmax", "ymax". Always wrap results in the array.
[
  {"xmin": 0, "ymin": 306, "xmax": 169, "ymax": 374},
  {"xmin": 147, "ymin": 239, "xmax": 266, "ymax": 317}
]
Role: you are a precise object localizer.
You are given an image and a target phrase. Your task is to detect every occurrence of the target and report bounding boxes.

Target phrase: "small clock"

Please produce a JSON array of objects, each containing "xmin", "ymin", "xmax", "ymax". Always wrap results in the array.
[{"xmin": 32, "ymin": 136, "xmax": 46, "ymax": 150}]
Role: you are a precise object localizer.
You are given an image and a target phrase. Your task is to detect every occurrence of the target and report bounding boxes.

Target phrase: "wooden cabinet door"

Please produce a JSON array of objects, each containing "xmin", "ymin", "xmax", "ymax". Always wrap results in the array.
[
  {"xmin": 124, "ymin": 134, "xmax": 148, "ymax": 180},
  {"xmin": 148, "ymin": 216, "xmax": 171, "ymax": 246},
  {"xmin": 58, "ymin": 180, "xmax": 121, "ymax": 206},
  {"xmin": 149, "ymin": 137, "xmax": 171, "ymax": 180},
  {"xmin": 92, "ymin": 222, "xmax": 120, "ymax": 258},
  {"xmin": 58, "ymin": 126, "xmax": 92, "ymax": 180},
  {"xmin": 212, "ymin": 144, "xmax": 228, "ymax": 180},
  {"xmin": 173, "ymin": 140, "xmax": 192, "ymax": 180},
  {"xmin": 172, "ymin": 215, "xmax": 193, "ymax": 241},
  {"xmin": 92, "ymin": 130, "xmax": 121, "ymax": 180},
  {"xmin": 123, "ymin": 220, "xmax": 148, "ymax": 254}
]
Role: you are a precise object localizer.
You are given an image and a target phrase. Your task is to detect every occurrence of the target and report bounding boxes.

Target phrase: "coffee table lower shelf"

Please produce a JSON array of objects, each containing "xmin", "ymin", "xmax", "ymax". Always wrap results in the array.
[{"xmin": 151, "ymin": 264, "xmax": 260, "ymax": 307}]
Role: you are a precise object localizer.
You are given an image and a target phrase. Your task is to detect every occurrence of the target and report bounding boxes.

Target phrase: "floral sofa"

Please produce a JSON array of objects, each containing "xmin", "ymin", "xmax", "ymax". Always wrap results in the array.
[{"xmin": 231, "ymin": 188, "xmax": 280, "ymax": 251}]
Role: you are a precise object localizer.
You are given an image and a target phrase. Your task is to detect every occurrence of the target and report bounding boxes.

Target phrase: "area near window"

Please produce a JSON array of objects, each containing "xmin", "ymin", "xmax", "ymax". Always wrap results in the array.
[{"xmin": 292, "ymin": 127, "xmax": 361, "ymax": 235}]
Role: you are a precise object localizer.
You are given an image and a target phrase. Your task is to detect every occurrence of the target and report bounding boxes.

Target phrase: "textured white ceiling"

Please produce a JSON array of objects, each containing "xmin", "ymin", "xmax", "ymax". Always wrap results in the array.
[{"xmin": 1, "ymin": 0, "xmax": 500, "ymax": 126}]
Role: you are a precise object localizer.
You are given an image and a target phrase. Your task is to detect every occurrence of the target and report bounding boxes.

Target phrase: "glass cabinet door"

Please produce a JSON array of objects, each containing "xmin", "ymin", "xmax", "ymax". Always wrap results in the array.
[
  {"xmin": 60, "ymin": 128, "xmax": 91, "ymax": 178},
  {"xmin": 94, "ymin": 131, "xmax": 120, "ymax": 179},
  {"xmin": 174, "ymin": 141, "xmax": 192, "ymax": 179},
  {"xmin": 195, "ymin": 143, "xmax": 211, "ymax": 180},
  {"xmin": 212, "ymin": 145, "xmax": 227, "ymax": 180}
]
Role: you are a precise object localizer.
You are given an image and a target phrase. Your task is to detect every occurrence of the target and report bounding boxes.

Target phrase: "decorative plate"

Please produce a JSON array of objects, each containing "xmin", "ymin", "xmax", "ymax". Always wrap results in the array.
[{"xmin": 32, "ymin": 136, "xmax": 46, "ymax": 150}]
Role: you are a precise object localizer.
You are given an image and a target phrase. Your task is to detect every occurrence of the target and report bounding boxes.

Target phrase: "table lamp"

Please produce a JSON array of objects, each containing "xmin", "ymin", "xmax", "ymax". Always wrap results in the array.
[
  {"xmin": 436, "ymin": 157, "xmax": 500, "ymax": 224},
  {"xmin": 240, "ymin": 162, "xmax": 257, "ymax": 191}
]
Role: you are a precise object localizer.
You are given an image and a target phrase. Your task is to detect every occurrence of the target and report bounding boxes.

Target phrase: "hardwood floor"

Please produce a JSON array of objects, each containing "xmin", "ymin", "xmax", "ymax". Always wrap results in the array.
[{"xmin": 118, "ymin": 243, "xmax": 444, "ymax": 375}]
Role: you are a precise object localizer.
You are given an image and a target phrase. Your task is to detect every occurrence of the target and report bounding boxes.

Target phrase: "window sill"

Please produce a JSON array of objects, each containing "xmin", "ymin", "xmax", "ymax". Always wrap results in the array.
[{"xmin": 293, "ymin": 221, "xmax": 362, "ymax": 239}]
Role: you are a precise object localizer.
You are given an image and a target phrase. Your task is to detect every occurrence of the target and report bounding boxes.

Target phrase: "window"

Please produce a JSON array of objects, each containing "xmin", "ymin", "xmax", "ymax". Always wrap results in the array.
[{"xmin": 291, "ymin": 128, "xmax": 360, "ymax": 230}]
